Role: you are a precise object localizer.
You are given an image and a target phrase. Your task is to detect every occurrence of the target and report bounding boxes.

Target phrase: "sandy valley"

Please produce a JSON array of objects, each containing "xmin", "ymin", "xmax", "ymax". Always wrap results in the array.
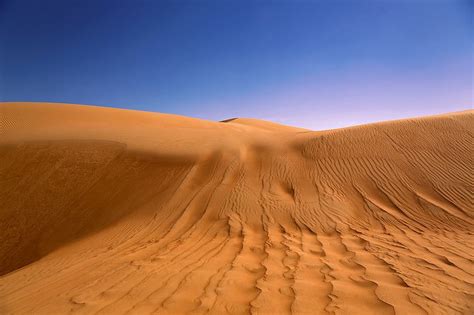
[{"xmin": 0, "ymin": 102, "xmax": 472, "ymax": 314}]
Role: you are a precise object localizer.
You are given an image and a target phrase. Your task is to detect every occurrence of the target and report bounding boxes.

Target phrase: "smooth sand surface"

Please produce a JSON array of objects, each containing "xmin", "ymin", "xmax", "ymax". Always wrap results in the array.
[{"xmin": 0, "ymin": 102, "xmax": 472, "ymax": 314}]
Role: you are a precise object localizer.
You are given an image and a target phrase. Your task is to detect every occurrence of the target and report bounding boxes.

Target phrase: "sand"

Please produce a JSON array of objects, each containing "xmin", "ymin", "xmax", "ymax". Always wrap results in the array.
[{"xmin": 0, "ymin": 102, "xmax": 472, "ymax": 314}]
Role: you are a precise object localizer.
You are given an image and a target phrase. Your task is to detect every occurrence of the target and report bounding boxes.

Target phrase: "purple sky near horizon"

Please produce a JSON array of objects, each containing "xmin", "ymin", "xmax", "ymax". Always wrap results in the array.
[
  {"xmin": 3, "ymin": 54, "xmax": 470, "ymax": 130},
  {"xmin": 185, "ymin": 54, "xmax": 472, "ymax": 129},
  {"xmin": 0, "ymin": 0, "xmax": 472, "ymax": 130}
]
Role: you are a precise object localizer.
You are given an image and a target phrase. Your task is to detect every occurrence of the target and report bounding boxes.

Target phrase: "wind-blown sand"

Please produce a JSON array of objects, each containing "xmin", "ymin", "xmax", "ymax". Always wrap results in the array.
[{"xmin": 0, "ymin": 102, "xmax": 472, "ymax": 314}]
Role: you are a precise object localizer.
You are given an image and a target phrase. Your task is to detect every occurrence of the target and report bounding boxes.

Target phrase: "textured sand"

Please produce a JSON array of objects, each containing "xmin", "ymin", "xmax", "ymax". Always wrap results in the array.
[{"xmin": 0, "ymin": 102, "xmax": 472, "ymax": 314}]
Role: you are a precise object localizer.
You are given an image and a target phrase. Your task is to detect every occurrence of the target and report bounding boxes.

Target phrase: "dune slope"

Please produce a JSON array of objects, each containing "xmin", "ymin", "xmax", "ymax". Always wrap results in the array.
[{"xmin": 0, "ymin": 102, "xmax": 472, "ymax": 314}]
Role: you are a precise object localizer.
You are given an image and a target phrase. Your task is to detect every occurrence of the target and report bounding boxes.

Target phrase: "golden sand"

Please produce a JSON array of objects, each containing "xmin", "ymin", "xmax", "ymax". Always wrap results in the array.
[{"xmin": 0, "ymin": 102, "xmax": 472, "ymax": 314}]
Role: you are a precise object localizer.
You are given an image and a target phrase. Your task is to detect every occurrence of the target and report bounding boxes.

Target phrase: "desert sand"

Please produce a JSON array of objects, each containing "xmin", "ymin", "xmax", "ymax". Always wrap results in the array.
[{"xmin": 0, "ymin": 102, "xmax": 472, "ymax": 314}]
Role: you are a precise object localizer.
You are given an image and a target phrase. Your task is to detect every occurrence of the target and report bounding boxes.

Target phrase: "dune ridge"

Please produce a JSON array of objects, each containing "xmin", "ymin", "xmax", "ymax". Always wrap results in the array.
[{"xmin": 0, "ymin": 102, "xmax": 472, "ymax": 314}]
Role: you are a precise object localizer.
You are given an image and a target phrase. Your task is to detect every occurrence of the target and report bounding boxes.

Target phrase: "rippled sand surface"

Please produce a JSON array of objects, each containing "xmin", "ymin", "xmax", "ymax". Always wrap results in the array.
[{"xmin": 0, "ymin": 103, "xmax": 472, "ymax": 314}]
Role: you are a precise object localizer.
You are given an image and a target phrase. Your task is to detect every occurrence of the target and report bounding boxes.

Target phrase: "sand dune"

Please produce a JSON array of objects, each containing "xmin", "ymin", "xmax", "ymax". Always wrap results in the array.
[{"xmin": 0, "ymin": 102, "xmax": 472, "ymax": 314}]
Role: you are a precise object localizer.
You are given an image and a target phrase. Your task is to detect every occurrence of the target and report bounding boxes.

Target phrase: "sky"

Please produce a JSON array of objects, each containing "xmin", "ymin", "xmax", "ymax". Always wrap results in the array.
[{"xmin": 0, "ymin": 0, "xmax": 472, "ymax": 130}]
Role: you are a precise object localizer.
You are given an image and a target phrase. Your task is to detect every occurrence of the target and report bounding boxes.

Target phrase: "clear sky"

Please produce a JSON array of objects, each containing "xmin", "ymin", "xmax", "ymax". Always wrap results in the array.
[{"xmin": 0, "ymin": 0, "xmax": 472, "ymax": 130}]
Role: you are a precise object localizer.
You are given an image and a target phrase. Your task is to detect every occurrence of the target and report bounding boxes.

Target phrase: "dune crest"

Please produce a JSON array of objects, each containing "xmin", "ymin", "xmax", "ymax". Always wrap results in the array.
[{"xmin": 0, "ymin": 102, "xmax": 472, "ymax": 314}]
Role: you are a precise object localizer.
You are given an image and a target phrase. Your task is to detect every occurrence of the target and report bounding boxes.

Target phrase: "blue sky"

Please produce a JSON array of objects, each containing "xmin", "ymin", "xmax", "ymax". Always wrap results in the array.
[{"xmin": 0, "ymin": 0, "xmax": 472, "ymax": 129}]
